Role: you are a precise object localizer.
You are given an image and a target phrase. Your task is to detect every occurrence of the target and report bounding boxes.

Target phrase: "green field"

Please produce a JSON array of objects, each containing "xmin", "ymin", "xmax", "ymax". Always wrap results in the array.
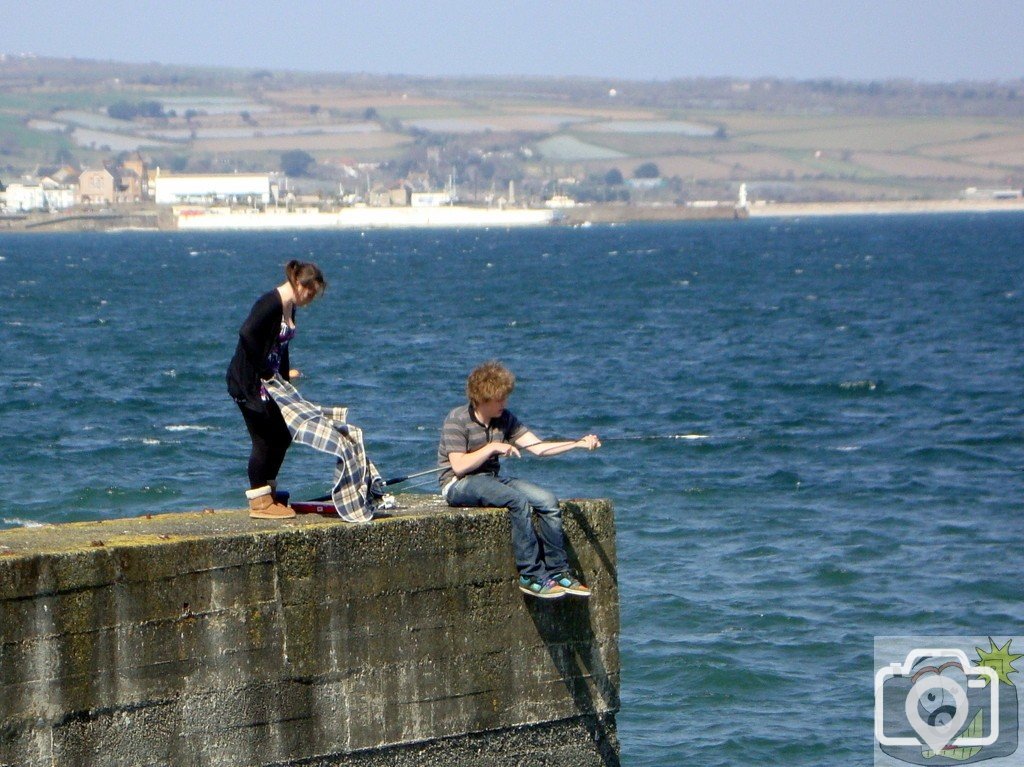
[{"xmin": 2, "ymin": 57, "xmax": 1022, "ymax": 202}]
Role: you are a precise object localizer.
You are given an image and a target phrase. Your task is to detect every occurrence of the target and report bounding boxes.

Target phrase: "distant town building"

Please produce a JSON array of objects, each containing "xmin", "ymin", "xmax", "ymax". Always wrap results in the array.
[
  {"xmin": 961, "ymin": 186, "xmax": 1022, "ymax": 200},
  {"xmin": 76, "ymin": 165, "xmax": 143, "ymax": 206},
  {"xmin": 121, "ymin": 153, "xmax": 149, "ymax": 200},
  {"xmin": 41, "ymin": 177, "xmax": 77, "ymax": 210},
  {"xmin": 368, "ymin": 186, "xmax": 411, "ymax": 207},
  {"xmin": 40, "ymin": 165, "xmax": 80, "ymax": 186},
  {"xmin": 544, "ymin": 194, "xmax": 577, "ymax": 208},
  {"xmin": 410, "ymin": 191, "xmax": 452, "ymax": 207},
  {"xmin": 389, "ymin": 186, "xmax": 411, "ymax": 206},
  {"xmin": 117, "ymin": 168, "xmax": 144, "ymax": 203},
  {"xmin": 153, "ymin": 172, "xmax": 280, "ymax": 205},
  {"xmin": 1, "ymin": 176, "xmax": 76, "ymax": 212},
  {"xmin": 2, "ymin": 183, "xmax": 44, "ymax": 212},
  {"xmin": 78, "ymin": 168, "xmax": 117, "ymax": 206}
]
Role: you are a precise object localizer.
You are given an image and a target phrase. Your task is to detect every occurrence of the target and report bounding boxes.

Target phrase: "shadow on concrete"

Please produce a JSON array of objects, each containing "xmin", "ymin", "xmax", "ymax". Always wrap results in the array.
[
  {"xmin": 526, "ymin": 535, "xmax": 620, "ymax": 767},
  {"xmin": 561, "ymin": 502, "xmax": 617, "ymax": 582}
]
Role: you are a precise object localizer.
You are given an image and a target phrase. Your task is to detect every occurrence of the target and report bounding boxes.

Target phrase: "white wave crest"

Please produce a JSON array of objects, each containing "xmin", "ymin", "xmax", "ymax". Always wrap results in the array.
[
  {"xmin": 2, "ymin": 517, "xmax": 45, "ymax": 528},
  {"xmin": 120, "ymin": 436, "xmax": 163, "ymax": 445}
]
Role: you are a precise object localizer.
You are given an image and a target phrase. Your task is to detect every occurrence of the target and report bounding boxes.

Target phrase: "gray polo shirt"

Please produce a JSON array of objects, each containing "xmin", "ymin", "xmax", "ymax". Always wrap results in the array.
[{"xmin": 437, "ymin": 404, "xmax": 528, "ymax": 487}]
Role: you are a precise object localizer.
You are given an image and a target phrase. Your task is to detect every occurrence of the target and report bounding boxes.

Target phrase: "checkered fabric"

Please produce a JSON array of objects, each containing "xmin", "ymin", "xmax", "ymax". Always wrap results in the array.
[{"xmin": 264, "ymin": 375, "xmax": 382, "ymax": 523}]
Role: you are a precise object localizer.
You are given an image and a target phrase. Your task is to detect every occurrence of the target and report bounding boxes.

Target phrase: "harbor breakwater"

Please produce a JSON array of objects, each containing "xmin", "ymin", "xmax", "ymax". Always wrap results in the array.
[{"xmin": 0, "ymin": 497, "xmax": 619, "ymax": 766}]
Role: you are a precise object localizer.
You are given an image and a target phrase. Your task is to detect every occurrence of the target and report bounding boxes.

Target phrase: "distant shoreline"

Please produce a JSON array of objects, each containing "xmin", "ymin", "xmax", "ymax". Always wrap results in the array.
[
  {"xmin": 2, "ymin": 198, "xmax": 1023, "ymax": 233},
  {"xmin": 746, "ymin": 198, "xmax": 1024, "ymax": 218}
]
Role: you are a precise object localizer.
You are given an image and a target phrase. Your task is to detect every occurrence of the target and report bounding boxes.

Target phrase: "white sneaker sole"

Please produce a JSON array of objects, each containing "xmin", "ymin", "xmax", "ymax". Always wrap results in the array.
[{"xmin": 519, "ymin": 586, "xmax": 566, "ymax": 599}]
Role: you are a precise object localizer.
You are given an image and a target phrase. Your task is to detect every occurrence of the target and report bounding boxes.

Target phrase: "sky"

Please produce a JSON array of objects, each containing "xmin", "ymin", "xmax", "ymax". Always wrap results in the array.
[{"xmin": 5, "ymin": 0, "xmax": 1024, "ymax": 83}]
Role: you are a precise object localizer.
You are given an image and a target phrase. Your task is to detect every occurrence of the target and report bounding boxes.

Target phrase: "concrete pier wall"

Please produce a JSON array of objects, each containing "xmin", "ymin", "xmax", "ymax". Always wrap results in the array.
[{"xmin": 0, "ymin": 496, "xmax": 619, "ymax": 766}]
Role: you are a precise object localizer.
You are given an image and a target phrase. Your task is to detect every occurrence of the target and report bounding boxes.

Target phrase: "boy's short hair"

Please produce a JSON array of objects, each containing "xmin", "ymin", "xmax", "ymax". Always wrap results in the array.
[{"xmin": 467, "ymin": 360, "xmax": 516, "ymax": 405}]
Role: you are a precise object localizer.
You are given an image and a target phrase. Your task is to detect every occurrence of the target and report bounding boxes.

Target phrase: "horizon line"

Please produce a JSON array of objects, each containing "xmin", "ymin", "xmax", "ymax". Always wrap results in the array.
[{"xmin": 4, "ymin": 52, "xmax": 1024, "ymax": 88}]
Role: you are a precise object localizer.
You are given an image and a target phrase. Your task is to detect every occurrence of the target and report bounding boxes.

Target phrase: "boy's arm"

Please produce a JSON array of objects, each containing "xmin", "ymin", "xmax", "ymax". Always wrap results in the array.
[
  {"xmin": 514, "ymin": 430, "xmax": 601, "ymax": 457},
  {"xmin": 448, "ymin": 442, "xmax": 521, "ymax": 476}
]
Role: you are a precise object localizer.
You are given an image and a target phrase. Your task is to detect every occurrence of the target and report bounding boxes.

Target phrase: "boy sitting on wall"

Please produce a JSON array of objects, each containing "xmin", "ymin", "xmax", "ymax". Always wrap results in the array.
[{"xmin": 437, "ymin": 360, "xmax": 601, "ymax": 599}]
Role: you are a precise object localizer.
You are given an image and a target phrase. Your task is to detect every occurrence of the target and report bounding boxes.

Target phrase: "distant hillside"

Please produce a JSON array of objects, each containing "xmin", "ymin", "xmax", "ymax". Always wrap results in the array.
[{"xmin": 2, "ymin": 55, "xmax": 1022, "ymax": 203}]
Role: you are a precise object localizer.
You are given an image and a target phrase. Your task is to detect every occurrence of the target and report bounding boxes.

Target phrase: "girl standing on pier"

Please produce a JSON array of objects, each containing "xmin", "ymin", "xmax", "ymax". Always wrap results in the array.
[{"xmin": 227, "ymin": 260, "xmax": 326, "ymax": 519}]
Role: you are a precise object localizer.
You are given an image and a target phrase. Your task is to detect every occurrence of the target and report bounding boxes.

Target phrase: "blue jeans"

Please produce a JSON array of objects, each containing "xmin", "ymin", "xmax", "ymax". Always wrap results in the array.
[{"xmin": 446, "ymin": 473, "xmax": 568, "ymax": 581}]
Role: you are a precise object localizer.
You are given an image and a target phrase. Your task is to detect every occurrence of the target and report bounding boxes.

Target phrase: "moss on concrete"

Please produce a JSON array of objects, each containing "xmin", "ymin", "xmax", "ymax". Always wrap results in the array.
[{"xmin": 0, "ymin": 495, "xmax": 619, "ymax": 767}]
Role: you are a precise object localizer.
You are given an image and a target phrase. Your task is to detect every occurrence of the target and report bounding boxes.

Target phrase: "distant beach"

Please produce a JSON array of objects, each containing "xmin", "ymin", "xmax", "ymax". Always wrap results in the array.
[
  {"xmin": 3, "ymin": 198, "xmax": 1024, "ymax": 233},
  {"xmin": 747, "ymin": 197, "xmax": 1024, "ymax": 218}
]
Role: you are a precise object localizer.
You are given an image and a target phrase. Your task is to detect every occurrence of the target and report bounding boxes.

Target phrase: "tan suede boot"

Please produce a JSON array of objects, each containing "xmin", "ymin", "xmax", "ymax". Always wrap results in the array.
[
  {"xmin": 246, "ymin": 485, "xmax": 295, "ymax": 519},
  {"xmin": 267, "ymin": 479, "xmax": 290, "ymax": 507}
]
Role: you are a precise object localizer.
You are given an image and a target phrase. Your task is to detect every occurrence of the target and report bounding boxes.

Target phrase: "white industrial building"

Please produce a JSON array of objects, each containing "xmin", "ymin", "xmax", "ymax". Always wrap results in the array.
[
  {"xmin": 962, "ymin": 186, "xmax": 1022, "ymax": 200},
  {"xmin": 410, "ymin": 191, "xmax": 453, "ymax": 207},
  {"xmin": 0, "ymin": 179, "xmax": 76, "ymax": 212},
  {"xmin": 152, "ymin": 172, "xmax": 282, "ymax": 205}
]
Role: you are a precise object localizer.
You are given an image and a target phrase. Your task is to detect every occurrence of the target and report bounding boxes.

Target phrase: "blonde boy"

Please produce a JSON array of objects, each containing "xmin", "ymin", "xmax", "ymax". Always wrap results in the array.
[{"xmin": 437, "ymin": 361, "xmax": 601, "ymax": 599}]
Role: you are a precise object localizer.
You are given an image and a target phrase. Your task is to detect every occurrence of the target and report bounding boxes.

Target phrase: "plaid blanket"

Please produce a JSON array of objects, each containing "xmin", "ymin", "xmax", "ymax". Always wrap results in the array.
[{"xmin": 264, "ymin": 375, "xmax": 382, "ymax": 523}]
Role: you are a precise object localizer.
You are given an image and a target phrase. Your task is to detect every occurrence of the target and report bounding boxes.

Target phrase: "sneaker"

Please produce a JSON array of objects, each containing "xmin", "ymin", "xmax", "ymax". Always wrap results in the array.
[
  {"xmin": 518, "ymin": 575, "xmax": 566, "ymax": 599},
  {"xmin": 553, "ymin": 572, "xmax": 591, "ymax": 597}
]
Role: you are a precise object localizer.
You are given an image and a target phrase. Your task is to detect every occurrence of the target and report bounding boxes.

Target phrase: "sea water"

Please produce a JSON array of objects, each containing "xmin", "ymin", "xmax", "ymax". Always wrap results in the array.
[{"xmin": 1, "ymin": 216, "xmax": 1021, "ymax": 765}]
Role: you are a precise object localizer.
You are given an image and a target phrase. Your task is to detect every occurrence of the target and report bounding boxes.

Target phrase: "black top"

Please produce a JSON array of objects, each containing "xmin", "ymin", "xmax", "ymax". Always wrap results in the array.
[{"xmin": 226, "ymin": 289, "xmax": 292, "ymax": 412}]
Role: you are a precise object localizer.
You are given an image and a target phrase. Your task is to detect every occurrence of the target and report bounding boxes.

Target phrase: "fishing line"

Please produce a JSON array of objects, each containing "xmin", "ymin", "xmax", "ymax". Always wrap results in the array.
[
  {"xmin": 514, "ymin": 433, "xmax": 708, "ymax": 455},
  {"xmin": 602, "ymin": 433, "xmax": 709, "ymax": 441},
  {"xmin": 512, "ymin": 436, "xmax": 605, "ymax": 457}
]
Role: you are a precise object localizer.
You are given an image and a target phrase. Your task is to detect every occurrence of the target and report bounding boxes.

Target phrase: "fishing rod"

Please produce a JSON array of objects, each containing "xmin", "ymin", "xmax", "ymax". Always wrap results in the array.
[
  {"xmin": 389, "ymin": 434, "xmax": 704, "ymax": 478},
  {"xmin": 483, "ymin": 432, "xmax": 707, "ymax": 458},
  {"xmin": 602, "ymin": 433, "xmax": 709, "ymax": 441},
  {"xmin": 300, "ymin": 435, "xmax": 706, "ymax": 503},
  {"xmin": 384, "ymin": 467, "xmax": 442, "ymax": 485},
  {"xmin": 296, "ymin": 466, "xmax": 440, "ymax": 501},
  {"xmin": 396, "ymin": 475, "xmax": 446, "ymax": 491},
  {"xmin": 518, "ymin": 432, "xmax": 708, "ymax": 449}
]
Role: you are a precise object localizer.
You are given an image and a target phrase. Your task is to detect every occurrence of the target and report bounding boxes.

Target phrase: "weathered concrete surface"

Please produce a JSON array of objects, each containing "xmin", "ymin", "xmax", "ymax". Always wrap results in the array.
[{"xmin": 0, "ymin": 496, "xmax": 619, "ymax": 766}]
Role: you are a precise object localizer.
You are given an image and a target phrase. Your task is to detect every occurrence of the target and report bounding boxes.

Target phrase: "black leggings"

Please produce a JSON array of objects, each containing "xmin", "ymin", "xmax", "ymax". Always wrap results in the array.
[{"xmin": 238, "ymin": 400, "xmax": 292, "ymax": 488}]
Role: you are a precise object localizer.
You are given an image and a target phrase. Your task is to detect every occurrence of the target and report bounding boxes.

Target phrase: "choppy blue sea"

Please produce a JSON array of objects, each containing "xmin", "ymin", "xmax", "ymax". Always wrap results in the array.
[{"xmin": 2, "ymin": 215, "xmax": 1022, "ymax": 765}]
